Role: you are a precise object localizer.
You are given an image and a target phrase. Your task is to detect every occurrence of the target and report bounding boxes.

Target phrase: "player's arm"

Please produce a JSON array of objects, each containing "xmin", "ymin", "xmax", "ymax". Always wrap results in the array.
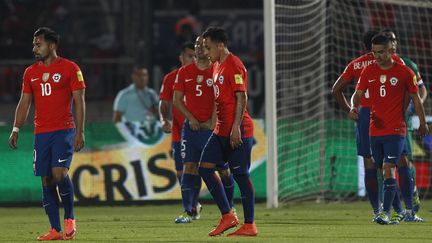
[
  {"xmin": 231, "ymin": 91, "xmax": 247, "ymax": 149},
  {"xmin": 409, "ymin": 92, "xmax": 429, "ymax": 136},
  {"xmin": 159, "ymin": 99, "xmax": 171, "ymax": 133},
  {"xmin": 331, "ymin": 76, "xmax": 351, "ymax": 112},
  {"xmin": 349, "ymin": 89, "xmax": 365, "ymax": 121},
  {"xmin": 419, "ymin": 84, "xmax": 427, "ymax": 103},
  {"xmin": 8, "ymin": 93, "xmax": 33, "ymax": 149},
  {"xmin": 73, "ymin": 89, "xmax": 86, "ymax": 152},
  {"xmin": 173, "ymin": 90, "xmax": 199, "ymax": 131}
]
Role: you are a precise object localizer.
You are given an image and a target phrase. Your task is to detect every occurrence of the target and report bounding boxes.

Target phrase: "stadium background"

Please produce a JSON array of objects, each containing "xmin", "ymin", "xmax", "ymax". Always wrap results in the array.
[{"xmin": 0, "ymin": 0, "xmax": 431, "ymax": 205}]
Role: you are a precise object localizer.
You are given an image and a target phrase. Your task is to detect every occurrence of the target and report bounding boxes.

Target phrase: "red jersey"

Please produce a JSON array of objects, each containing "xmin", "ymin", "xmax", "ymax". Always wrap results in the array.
[
  {"xmin": 173, "ymin": 62, "xmax": 214, "ymax": 122},
  {"xmin": 159, "ymin": 68, "xmax": 184, "ymax": 142},
  {"xmin": 212, "ymin": 53, "xmax": 253, "ymax": 137},
  {"xmin": 357, "ymin": 62, "xmax": 418, "ymax": 136},
  {"xmin": 340, "ymin": 53, "xmax": 403, "ymax": 107},
  {"xmin": 22, "ymin": 57, "xmax": 86, "ymax": 134}
]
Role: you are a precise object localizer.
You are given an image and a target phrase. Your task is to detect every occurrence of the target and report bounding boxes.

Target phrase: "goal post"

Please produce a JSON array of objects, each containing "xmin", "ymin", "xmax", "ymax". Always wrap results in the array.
[{"xmin": 265, "ymin": 0, "xmax": 432, "ymax": 207}]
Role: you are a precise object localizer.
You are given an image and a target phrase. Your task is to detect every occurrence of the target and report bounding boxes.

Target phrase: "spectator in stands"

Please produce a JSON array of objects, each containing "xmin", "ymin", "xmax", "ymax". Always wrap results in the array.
[{"xmin": 113, "ymin": 65, "xmax": 159, "ymax": 123}]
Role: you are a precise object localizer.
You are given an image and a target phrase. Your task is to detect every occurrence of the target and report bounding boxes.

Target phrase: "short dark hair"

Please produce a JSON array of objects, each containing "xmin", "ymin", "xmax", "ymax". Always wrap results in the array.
[
  {"xmin": 371, "ymin": 34, "xmax": 390, "ymax": 46},
  {"xmin": 34, "ymin": 27, "xmax": 59, "ymax": 44},
  {"xmin": 363, "ymin": 29, "xmax": 380, "ymax": 51},
  {"xmin": 202, "ymin": 27, "xmax": 228, "ymax": 45},
  {"xmin": 133, "ymin": 64, "xmax": 148, "ymax": 72},
  {"xmin": 180, "ymin": 42, "xmax": 194, "ymax": 55},
  {"xmin": 380, "ymin": 28, "xmax": 397, "ymax": 41}
]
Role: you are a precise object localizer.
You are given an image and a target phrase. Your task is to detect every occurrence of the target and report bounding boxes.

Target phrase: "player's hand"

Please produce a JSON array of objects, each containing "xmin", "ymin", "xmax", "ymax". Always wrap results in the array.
[
  {"xmin": 418, "ymin": 123, "xmax": 429, "ymax": 137},
  {"xmin": 74, "ymin": 131, "xmax": 85, "ymax": 152},
  {"xmin": 348, "ymin": 107, "xmax": 359, "ymax": 120},
  {"xmin": 8, "ymin": 131, "xmax": 18, "ymax": 149},
  {"xmin": 189, "ymin": 117, "xmax": 200, "ymax": 131},
  {"xmin": 230, "ymin": 127, "xmax": 242, "ymax": 149},
  {"xmin": 161, "ymin": 120, "xmax": 172, "ymax": 133}
]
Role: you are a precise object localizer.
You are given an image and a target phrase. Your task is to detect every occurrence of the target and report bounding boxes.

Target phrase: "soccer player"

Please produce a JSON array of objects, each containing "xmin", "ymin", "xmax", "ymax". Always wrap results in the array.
[
  {"xmin": 159, "ymin": 43, "xmax": 204, "ymax": 220},
  {"xmin": 8, "ymin": 27, "xmax": 85, "ymax": 240},
  {"xmin": 200, "ymin": 27, "xmax": 257, "ymax": 236},
  {"xmin": 172, "ymin": 36, "xmax": 235, "ymax": 223},
  {"xmin": 382, "ymin": 29, "xmax": 427, "ymax": 218},
  {"xmin": 350, "ymin": 34, "xmax": 428, "ymax": 225},
  {"xmin": 332, "ymin": 29, "xmax": 383, "ymax": 221}
]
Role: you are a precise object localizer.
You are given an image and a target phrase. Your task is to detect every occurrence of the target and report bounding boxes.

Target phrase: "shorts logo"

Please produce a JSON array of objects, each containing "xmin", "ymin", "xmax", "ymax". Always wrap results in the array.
[
  {"xmin": 206, "ymin": 78, "xmax": 213, "ymax": 87},
  {"xmin": 52, "ymin": 73, "xmax": 62, "ymax": 83},
  {"xmin": 389, "ymin": 77, "xmax": 398, "ymax": 86},
  {"xmin": 380, "ymin": 75, "xmax": 386, "ymax": 84},
  {"xmin": 42, "ymin": 73, "xmax": 50, "ymax": 82},
  {"xmin": 196, "ymin": 75, "xmax": 203, "ymax": 84},
  {"xmin": 218, "ymin": 75, "xmax": 224, "ymax": 84},
  {"xmin": 58, "ymin": 158, "xmax": 68, "ymax": 163}
]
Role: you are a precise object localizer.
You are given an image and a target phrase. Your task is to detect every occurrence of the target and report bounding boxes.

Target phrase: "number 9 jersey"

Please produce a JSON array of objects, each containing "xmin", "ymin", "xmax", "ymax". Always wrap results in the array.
[{"xmin": 22, "ymin": 57, "xmax": 86, "ymax": 134}]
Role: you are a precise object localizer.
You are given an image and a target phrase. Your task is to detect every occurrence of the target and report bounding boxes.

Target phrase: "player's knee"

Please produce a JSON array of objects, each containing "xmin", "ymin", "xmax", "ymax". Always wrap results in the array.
[
  {"xmin": 51, "ymin": 168, "xmax": 68, "ymax": 183},
  {"xmin": 363, "ymin": 157, "xmax": 376, "ymax": 169},
  {"xmin": 218, "ymin": 168, "xmax": 230, "ymax": 178},
  {"xmin": 397, "ymin": 155, "xmax": 409, "ymax": 168},
  {"xmin": 183, "ymin": 162, "xmax": 198, "ymax": 174}
]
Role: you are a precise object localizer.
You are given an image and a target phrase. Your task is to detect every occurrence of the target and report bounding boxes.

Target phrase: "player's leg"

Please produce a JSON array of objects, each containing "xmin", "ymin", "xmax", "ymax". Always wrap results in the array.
[
  {"xmin": 226, "ymin": 137, "xmax": 257, "ymax": 237},
  {"xmin": 377, "ymin": 135, "xmax": 404, "ymax": 225},
  {"xmin": 34, "ymin": 132, "xmax": 63, "ymax": 240},
  {"xmin": 216, "ymin": 164, "xmax": 235, "ymax": 209},
  {"xmin": 199, "ymin": 134, "xmax": 238, "ymax": 236},
  {"xmin": 357, "ymin": 108, "xmax": 380, "ymax": 219},
  {"xmin": 51, "ymin": 129, "xmax": 76, "ymax": 239},
  {"xmin": 172, "ymin": 141, "xmax": 183, "ymax": 184}
]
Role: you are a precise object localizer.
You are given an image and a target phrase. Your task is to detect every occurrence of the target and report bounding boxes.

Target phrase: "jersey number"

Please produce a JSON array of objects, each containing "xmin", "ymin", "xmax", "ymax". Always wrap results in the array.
[
  {"xmin": 380, "ymin": 85, "xmax": 386, "ymax": 97},
  {"xmin": 196, "ymin": 85, "xmax": 202, "ymax": 96},
  {"xmin": 40, "ymin": 83, "xmax": 52, "ymax": 96}
]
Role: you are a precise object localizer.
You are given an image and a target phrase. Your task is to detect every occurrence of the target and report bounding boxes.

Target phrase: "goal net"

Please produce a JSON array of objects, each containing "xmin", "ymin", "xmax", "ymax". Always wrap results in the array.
[{"xmin": 265, "ymin": 0, "xmax": 432, "ymax": 206}]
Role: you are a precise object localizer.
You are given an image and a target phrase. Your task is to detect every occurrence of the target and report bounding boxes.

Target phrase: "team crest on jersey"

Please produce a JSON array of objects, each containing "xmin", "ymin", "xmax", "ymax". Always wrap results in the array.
[
  {"xmin": 389, "ymin": 77, "xmax": 398, "ymax": 86},
  {"xmin": 218, "ymin": 75, "xmax": 224, "ymax": 84},
  {"xmin": 52, "ymin": 73, "xmax": 61, "ymax": 83},
  {"xmin": 380, "ymin": 75, "xmax": 386, "ymax": 84},
  {"xmin": 197, "ymin": 75, "xmax": 203, "ymax": 83},
  {"xmin": 42, "ymin": 73, "xmax": 50, "ymax": 82},
  {"xmin": 206, "ymin": 78, "xmax": 213, "ymax": 87}
]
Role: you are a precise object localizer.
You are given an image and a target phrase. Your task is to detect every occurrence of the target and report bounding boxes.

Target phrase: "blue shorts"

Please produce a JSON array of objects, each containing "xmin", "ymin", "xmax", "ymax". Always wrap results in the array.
[
  {"xmin": 200, "ymin": 133, "xmax": 253, "ymax": 175},
  {"xmin": 370, "ymin": 135, "xmax": 405, "ymax": 168},
  {"xmin": 172, "ymin": 141, "xmax": 182, "ymax": 171},
  {"xmin": 356, "ymin": 107, "xmax": 371, "ymax": 158},
  {"xmin": 181, "ymin": 120, "xmax": 213, "ymax": 163},
  {"xmin": 33, "ymin": 128, "xmax": 75, "ymax": 176}
]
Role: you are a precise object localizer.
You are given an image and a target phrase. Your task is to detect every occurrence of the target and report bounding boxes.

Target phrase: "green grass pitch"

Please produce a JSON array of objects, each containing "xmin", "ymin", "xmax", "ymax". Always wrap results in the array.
[{"xmin": 0, "ymin": 201, "xmax": 431, "ymax": 242}]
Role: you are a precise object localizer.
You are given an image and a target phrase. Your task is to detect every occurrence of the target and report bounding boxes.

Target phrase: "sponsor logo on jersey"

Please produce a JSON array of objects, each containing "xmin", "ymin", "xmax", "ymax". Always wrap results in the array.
[
  {"xmin": 218, "ymin": 75, "xmax": 224, "ymax": 84},
  {"xmin": 389, "ymin": 77, "xmax": 398, "ymax": 86},
  {"xmin": 31, "ymin": 77, "xmax": 39, "ymax": 82},
  {"xmin": 52, "ymin": 73, "xmax": 62, "ymax": 83},
  {"xmin": 196, "ymin": 75, "xmax": 203, "ymax": 83},
  {"xmin": 206, "ymin": 78, "xmax": 213, "ymax": 87},
  {"xmin": 380, "ymin": 75, "xmax": 386, "ymax": 84},
  {"xmin": 353, "ymin": 60, "xmax": 375, "ymax": 70},
  {"xmin": 77, "ymin": 70, "xmax": 84, "ymax": 82},
  {"xmin": 234, "ymin": 74, "xmax": 243, "ymax": 84},
  {"xmin": 42, "ymin": 73, "xmax": 50, "ymax": 82}
]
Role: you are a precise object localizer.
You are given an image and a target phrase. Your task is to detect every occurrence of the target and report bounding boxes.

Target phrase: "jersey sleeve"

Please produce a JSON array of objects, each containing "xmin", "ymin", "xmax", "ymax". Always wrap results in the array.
[
  {"xmin": 339, "ymin": 62, "xmax": 354, "ymax": 82},
  {"xmin": 173, "ymin": 67, "xmax": 186, "ymax": 92},
  {"xmin": 356, "ymin": 68, "xmax": 369, "ymax": 91},
  {"xmin": 22, "ymin": 67, "xmax": 32, "ymax": 94},
  {"xmin": 406, "ymin": 68, "xmax": 419, "ymax": 94},
  {"xmin": 229, "ymin": 63, "xmax": 247, "ymax": 92},
  {"xmin": 70, "ymin": 62, "xmax": 86, "ymax": 91},
  {"xmin": 113, "ymin": 90, "xmax": 127, "ymax": 112},
  {"xmin": 159, "ymin": 73, "xmax": 174, "ymax": 101}
]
